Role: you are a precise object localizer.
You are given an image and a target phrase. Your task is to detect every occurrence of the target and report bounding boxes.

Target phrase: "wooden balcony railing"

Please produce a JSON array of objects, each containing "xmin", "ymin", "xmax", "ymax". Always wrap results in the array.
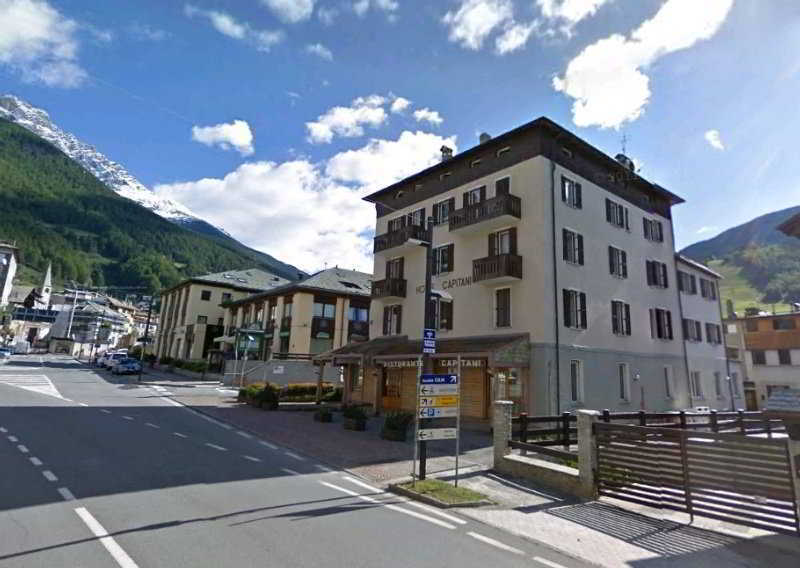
[
  {"xmin": 371, "ymin": 277, "xmax": 407, "ymax": 299},
  {"xmin": 450, "ymin": 193, "xmax": 521, "ymax": 231},
  {"xmin": 473, "ymin": 254, "xmax": 522, "ymax": 283},
  {"xmin": 373, "ymin": 223, "xmax": 428, "ymax": 253},
  {"xmin": 348, "ymin": 320, "xmax": 369, "ymax": 338}
]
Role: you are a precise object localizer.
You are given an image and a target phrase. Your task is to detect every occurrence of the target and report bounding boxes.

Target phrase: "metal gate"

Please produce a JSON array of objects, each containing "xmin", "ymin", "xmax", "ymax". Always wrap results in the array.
[{"xmin": 594, "ymin": 423, "xmax": 799, "ymax": 534}]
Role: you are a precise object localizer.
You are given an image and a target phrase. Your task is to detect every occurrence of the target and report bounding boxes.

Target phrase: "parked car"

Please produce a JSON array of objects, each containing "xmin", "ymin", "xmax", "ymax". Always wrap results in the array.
[
  {"xmin": 102, "ymin": 352, "xmax": 127, "ymax": 369},
  {"xmin": 0, "ymin": 351, "xmax": 10, "ymax": 364},
  {"xmin": 112, "ymin": 358, "xmax": 142, "ymax": 375}
]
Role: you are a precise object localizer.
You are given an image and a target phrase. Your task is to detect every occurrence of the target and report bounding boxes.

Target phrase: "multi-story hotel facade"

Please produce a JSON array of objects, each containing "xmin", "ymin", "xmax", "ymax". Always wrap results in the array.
[{"xmin": 320, "ymin": 117, "xmax": 734, "ymax": 417}]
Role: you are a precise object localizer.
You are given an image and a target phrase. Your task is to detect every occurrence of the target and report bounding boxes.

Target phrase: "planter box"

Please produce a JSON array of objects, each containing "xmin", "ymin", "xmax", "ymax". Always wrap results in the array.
[
  {"xmin": 380, "ymin": 427, "xmax": 407, "ymax": 442},
  {"xmin": 343, "ymin": 417, "xmax": 366, "ymax": 431}
]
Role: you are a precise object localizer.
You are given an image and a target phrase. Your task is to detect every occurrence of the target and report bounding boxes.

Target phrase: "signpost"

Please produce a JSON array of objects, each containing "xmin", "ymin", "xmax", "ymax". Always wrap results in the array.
[{"xmin": 422, "ymin": 328, "xmax": 436, "ymax": 354}]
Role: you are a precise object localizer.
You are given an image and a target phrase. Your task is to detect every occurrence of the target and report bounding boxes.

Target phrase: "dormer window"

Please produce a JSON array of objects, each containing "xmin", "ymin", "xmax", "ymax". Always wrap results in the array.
[
  {"xmin": 439, "ymin": 171, "xmax": 452, "ymax": 180},
  {"xmin": 470, "ymin": 158, "xmax": 482, "ymax": 168},
  {"xmin": 561, "ymin": 146, "xmax": 574, "ymax": 158},
  {"xmin": 395, "ymin": 190, "xmax": 404, "ymax": 199},
  {"xmin": 496, "ymin": 146, "xmax": 510, "ymax": 157}
]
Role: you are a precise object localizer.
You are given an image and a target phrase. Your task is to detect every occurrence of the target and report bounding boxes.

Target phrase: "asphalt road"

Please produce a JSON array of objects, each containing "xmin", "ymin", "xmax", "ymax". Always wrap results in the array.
[{"xmin": 0, "ymin": 354, "xmax": 589, "ymax": 568}]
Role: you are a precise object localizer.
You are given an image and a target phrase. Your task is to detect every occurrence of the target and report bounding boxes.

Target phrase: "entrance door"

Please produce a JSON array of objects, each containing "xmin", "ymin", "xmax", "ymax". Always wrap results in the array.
[
  {"xmin": 382, "ymin": 368, "xmax": 402, "ymax": 410},
  {"xmin": 492, "ymin": 368, "xmax": 525, "ymax": 415}
]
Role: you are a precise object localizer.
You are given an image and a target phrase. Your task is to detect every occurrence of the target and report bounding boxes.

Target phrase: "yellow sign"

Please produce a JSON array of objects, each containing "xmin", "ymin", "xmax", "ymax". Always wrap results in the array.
[{"xmin": 419, "ymin": 395, "xmax": 459, "ymax": 408}]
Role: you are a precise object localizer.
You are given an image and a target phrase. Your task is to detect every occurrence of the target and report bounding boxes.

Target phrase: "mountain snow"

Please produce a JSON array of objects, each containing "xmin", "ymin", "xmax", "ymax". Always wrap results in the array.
[{"xmin": 0, "ymin": 94, "xmax": 197, "ymax": 223}]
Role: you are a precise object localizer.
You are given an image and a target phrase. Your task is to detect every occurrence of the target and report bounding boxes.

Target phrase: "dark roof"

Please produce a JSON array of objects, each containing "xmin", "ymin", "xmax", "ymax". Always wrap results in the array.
[
  {"xmin": 162, "ymin": 268, "xmax": 289, "ymax": 295},
  {"xmin": 675, "ymin": 254, "xmax": 722, "ymax": 279},
  {"xmin": 363, "ymin": 116, "xmax": 684, "ymax": 207},
  {"xmin": 225, "ymin": 267, "xmax": 372, "ymax": 307},
  {"xmin": 314, "ymin": 333, "xmax": 529, "ymax": 362}
]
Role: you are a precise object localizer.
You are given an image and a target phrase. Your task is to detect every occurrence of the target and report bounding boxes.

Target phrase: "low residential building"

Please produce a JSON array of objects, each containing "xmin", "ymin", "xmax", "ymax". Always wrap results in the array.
[
  {"xmin": 219, "ymin": 267, "xmax": 371, "ymax": 384},
  {"xmin": 50, "ymin": 302, "xmax": 130, "ymax": 357},
  {"xmin": 319, "ymin": 116, "xmax": 739, "ymax": 418},
  {"xmin": 0, "ymin": 241, "xmax": 19, "ymax": 308},
  {"xmin": 155, "ymin": 268, "xmax": 289, "ymax": 361}
]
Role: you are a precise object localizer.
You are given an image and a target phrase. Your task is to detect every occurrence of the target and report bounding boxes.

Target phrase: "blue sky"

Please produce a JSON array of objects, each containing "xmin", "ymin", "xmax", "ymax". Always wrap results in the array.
[{"xmin": 2, "ymin": 0, "xmax": 799, "ymax": 271}]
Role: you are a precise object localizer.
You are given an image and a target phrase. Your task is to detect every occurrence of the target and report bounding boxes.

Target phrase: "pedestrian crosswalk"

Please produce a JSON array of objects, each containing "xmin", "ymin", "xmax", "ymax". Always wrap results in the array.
[{"xmin": 0, "ymin": 374, "xmax": 64, "ymax": 400}]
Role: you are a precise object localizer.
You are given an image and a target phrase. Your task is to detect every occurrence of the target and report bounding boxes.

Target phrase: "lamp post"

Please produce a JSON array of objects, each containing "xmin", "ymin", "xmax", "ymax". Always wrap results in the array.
[
  {"xmin": 726, "ymin": 375, "xmax": 736, "ymax": 411},
  {"xmin": 634, "ymin": 372, "xmax": 645, "ymax": 411}
]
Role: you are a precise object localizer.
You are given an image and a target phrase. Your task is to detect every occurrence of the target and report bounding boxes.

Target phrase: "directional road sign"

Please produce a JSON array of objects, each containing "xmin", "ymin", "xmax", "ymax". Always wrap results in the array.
[
  {"xmin": 418, "ymin": 407, "xmax": 458, "ymax": 419},
  {"xmin": 419, "ymin": 395, "xmax": 459, "ymax": 408},
  {"xmin": 419, "ymin": 384, "xmax": 458, "ymax": 396},
  {"xmin": 420, "ymin": 374, "xmax": 458, "ymax": 385},
  {"xmin": 417, "ymin": 428, "xmax": 457, "ymax": 441}
]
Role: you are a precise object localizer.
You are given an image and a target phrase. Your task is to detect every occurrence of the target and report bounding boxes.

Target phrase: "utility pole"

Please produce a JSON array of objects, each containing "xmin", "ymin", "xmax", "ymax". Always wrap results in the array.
[
  {"xmin": 66, "ymin": 284, "xmax": 79, "ymax": 341},
  {"xmin": 137, "ymin": 297, "xmax": 153, "ymax": 382}
]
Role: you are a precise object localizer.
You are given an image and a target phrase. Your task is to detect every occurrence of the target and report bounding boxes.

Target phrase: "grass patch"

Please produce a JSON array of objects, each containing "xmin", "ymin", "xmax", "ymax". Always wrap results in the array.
[
  {"xmin": 710, "ymin": 259, "xmax": 792, "ymax": 314},
  {"xmin": 399, "ymin": 479, "xmax": 487, "ymax": 505}
]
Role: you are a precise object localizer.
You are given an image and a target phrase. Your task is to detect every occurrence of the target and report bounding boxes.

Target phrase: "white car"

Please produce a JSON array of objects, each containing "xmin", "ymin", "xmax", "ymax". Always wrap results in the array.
[
  {"xmin": 0, "ymin": 351, "xmax": 10, "ymax": 364},
  {"xmin": 104, "ymin": 353, "xmax": 127, "ymax": 369}
]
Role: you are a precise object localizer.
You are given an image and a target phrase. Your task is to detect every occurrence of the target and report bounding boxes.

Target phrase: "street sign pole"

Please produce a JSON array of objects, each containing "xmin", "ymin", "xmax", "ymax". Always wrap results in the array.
[
  {"xmin": 412, "ymin": 355, "xmax": 421, "ymax": 487},
  {"xmin": 418, "ymin": 217, "xmax": 435, "ymax": 481},
  {"xmin": 455, "ymin": 355, "xmax": 461, "ymax": 487}
]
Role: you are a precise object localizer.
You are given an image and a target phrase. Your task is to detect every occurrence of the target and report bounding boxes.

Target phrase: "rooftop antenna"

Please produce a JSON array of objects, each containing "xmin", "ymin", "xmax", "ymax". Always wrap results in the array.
[{"xmin": 621, "ymin": 131, "xmax": 628, "ymax": 156}]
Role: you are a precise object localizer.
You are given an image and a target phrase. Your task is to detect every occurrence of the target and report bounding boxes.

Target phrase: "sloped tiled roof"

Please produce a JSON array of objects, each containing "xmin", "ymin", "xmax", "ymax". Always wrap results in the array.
[
  {"xmin": 163, "ymin": 268, "xmax": 290, "ymax": 295},
  {"xmin": 675, "ymin": 254, "xmax": 723, "ymax": 279},
  {"xmin": 225, "ymin": 267, "xmax": 372, "ymax": 306}
]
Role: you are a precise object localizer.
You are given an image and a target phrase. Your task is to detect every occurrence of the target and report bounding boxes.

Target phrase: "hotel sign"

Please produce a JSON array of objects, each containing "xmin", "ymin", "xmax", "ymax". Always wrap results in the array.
[{"xmin": 415, "ymin": 275, "xmax": 474, "ymax": 294}]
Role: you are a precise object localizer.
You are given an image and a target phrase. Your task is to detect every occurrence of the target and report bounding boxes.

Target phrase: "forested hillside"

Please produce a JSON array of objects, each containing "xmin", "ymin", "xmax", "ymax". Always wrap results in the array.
[{"xmin": 0, "ymin": 118, "xmax": 299, "ymax": 293}]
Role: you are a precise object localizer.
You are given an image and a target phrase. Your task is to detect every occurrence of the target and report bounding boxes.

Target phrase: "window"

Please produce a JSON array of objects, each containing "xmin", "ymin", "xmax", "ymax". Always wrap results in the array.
[
  {"xmin": 650, "ymin": 308, "xmax": 674, "ymax": 340},
  {"xmin": 700, "ymin": 278, "xmax": 718, "ymax": 300},
  {"xmin": 605, "ymin": 198, "xmax": 630, "ymax": 230},
  {"xmin": 387, "ymin": 216, "xmax": 405, "ymax": 232},
  {"xmin": 432, "ymin": 298, "xmax": 453, "ymax": 330},
  {"xmin": 496, "ymin": 177, "xmax": 510, "ymax": 196},
  {"xmin": 221, "ymin": 292, "xmax": 232, "ymax": 303},
  {"xmin": 432, "ymin": 244, "xmax": 454, "ymax": 275},
  {"xmin": 495, "ymin": 288, "xmax": 511, "ymax": 328},
  {"xmin": 646, "ymin": 260, "xmax": 669, "ymax": 288},
  {"xmin": 496, "ymin": 146, "xmax": 510, "ymax": 157},
  {"xmin": 678, "ymin": 271, "xmax": 697, "ymax": 294},
  {"xmin": 470, "ymin": 158, "xmax": 482, "ymax": 168},
  {"xmin": 664, "ymin": 366, "xmax": 674, "ymax": 399},
  {"xmin": 683, "ymin": 319, "xmax": 702, "ymax": 342},
  {"xmin": 570, "ymin": 360, "xmax": 583, "ymax": 403},
  {"xmin": 313, "ymin": 300, "xmax": 336, "ymax": 318},
  {"xmin": 561, "ymin": 176, "xmax": 582, "ymax": 209},
  {"xmin": 268, "ymin": 302, "xmax": 277, "ymax": 321},
  {"xmin": 349, "ymin": 306, "xmax": 369, "ymax": 322},
  {"xmin": 283, "ymin": 301, "xmax": 293, "ymax": 318},
  {"xmin": 563, "ymin": 289, "xmax": 587, "ymax": 330},
  {"xmin": 608, "ymin": 246, "xmax": 628, "ymax": 278},
  {"xmin": 714, "ymin": 372, "xmax": 723, "ymax": 398},
  {"xmin": 433, "ymin": 198, "xmax": 454, "ymax": 225},
  {"xmin": 643, "ymin": 218, "xmax": 664, "ymax": 242},
  {"xmin": 408, "ymin": 207, "xmax": 426, "ymax": 227},
  {"xmin": 618, "ymin": 363, "xmax": 630, "ymax": 401},
  {"xmin": 731, "ymin": 372, "xmax": 740, "ymax": 396},
  {"xmin": 562, "ymin": 229, "xmax": 584, "ymax": 265},
  {"xmin": 386, "ymin": 257, "xmax": 404, "ymax": 279},
  {"xmin": 197, "ymin": 315, "xmax": 208, "ymax": 324},
  {"xmin": 752, "ymin": 350, "xmax": 766, "ymax": 365},
  {"xmin": 705, "ymin": 323, "xmax": 722, "ymax": 344},
  {"xmin": 690, "ymin": 371, "xmax": 704, "ymax": 398},
  {"xmin": 745, "ymin": 319, "xmax": 758, "ymax": 332},
  {"xmin": 200, "ymin": 290, "xmax": 212, "ymax": 301},
  {"xmin": 350, "ymin": 364, "xmax": 363, "ymax": 392},
  {"xmin": 463, "ymin": 186, "xmax": 486, "ymax": 207},
  {"xmin": 773, "ymin": 318, "xmax": 796, "ymax": 330},
  {"xmin": 489, "ymin": 228, "xmax": 517, "ymax": 256},
  {"xmin": 217, "ymin": 317, "xmax": 224, "ymax": 326},
  {"xmin": 779, "ymin": 349, "xmax": 792, "ymax": 365},
  {"xmin": 382, "ymin": 304, "xmax": 402, "ymax": 335},
  {"xmin": 611, "ymin": 300, "xmax": 632, "ymax": 336}
]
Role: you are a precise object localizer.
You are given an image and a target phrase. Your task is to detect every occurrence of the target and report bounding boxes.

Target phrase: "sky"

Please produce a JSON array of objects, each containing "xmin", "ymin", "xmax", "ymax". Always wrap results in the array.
[{"xmin": 1, "ymin": 0, "xmax": 800, "ymax": 273}]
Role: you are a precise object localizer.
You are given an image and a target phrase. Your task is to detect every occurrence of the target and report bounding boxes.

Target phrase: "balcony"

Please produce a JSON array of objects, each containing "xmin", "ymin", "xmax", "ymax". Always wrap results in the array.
[
  {"xmin": 449, "ymin": 193, "xmax": 521, "ymax": 233},
  {"xmin": 371, "ymin": 277, "xmax": 407, "ymax": 300},
  {"xmin": 373, "ymin": 224, "xmax": 428, "ymax": 254},
  {"xmin": 312, "ymin": 316, "xmax": 334, "ymax": 338},
  {"xmin": 473, "ymin": 254, "xmax": 523, "ymax": 284}
]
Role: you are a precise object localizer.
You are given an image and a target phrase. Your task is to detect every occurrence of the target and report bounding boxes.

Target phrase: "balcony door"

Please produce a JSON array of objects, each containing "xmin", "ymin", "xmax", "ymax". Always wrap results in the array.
[
  {"xmin": 489, "ymin": 228, "xmax": 517, "ymax": 256},
  {"xmin": 382, "ymin": 368, "xmax": 403, "ymax": 410},
  {"xmin": 386, "ymin": 257, "xmax": 404, "ymax": 280}
]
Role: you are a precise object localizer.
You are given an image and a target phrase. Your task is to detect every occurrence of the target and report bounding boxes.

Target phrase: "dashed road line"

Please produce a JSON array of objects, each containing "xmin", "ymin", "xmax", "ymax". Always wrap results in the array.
[
  {"xmin": 29, "ymin": 457, "xmax": 43, "ymax": 466},
  {"xmin": 284, "ymin": 451, "xmax": 305, "ymax": 461},
  {"xmin": 42, "ymin": 470, "xmax": 58, "ymax": 482},
  {"xmin": 17, "ymin": 444, "xmax": 29, "ymax": 453},
  {"xmin": 75, "ymin": 507, "xmax": 140, "ymax": 568},
  {"xmin": 173, "ymin": 432, "xmax": 188, "ymax": 438},
  {"xmin": 533, "ymin": 557, "xmax": 568, "ymax": 568},
  {"xmin": 205, "ymin": 443, "xmax": 227, "ymax": 452},
  {"xmin": 101, "ymin": 409, "xmax": 112, "ymax": 414},
  {"xmin": 467, "ymin": 532, "xmax": 524, "ymax": 555},
  {"xmin": 315, "ymin": 464, "xmax": 334, "ymax": 473},
  {"xmin": 8, "ymin": 435, "xmax": 18, "ymax": 442},
  {"xmin": 281, "ymin": 468, "xmax": 300, "ymax": 475},
  {"xmin": 0, "ymin": 427, "xmax": 7, "ymax": 433},
  {"xmin": 242, "ymin": 455, "xmax": 261, "ymax": 463},
  {"xmin": 79, "ymin": 402, "xmax": 89, "ymax": 407},
  {"xmin": 145, "ymin": 422, "xmax": 160, "ymax": 429},
  {"xmin": 258, "ymin": 440, "xmax": 277, "ymax": 450},
  {"xmin": 236, "ymin": 431, "xmax": 252, "ymax": 439}
]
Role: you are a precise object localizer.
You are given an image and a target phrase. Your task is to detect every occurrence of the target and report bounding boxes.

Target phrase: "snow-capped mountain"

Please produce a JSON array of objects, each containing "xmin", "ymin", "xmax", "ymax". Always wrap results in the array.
[{"xmin": 0, "ymin": 94, "xmax": 197, "ymax": 223}]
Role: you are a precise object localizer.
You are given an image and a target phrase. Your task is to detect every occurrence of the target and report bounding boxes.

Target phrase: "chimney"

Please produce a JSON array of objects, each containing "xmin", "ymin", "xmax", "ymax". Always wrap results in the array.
[
  {"xmin": 479, "ymin": 132, "xmax": 491, "ymax": 144},
  {"xmin": 440, "ymin": 145, "xmax": 453, "ymax": 161}
]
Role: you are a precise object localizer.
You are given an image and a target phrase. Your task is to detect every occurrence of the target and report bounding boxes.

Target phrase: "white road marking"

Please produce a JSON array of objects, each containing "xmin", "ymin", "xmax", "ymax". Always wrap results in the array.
[
  {"xmin": 29, "ymin": 457, "xmax": 43, "ymax": 466},
  {"xmin": 0, "ymin": 374, "xmax": 64, "ymax": 400},
  {"xmin": 281, "ymin": 468, "xmax": 300, "ymax": 475},
  {"xmin": 533, "ymin": 557, "xmax": 568, "ymax": 568},
  {"xmin": 75, "ymin": 507, "xmax": 140, "ymax": 568},
  {"xmin": 79, "ymin": 402, "xmax": 89, "ymax": 407},
  {"xmin": 205, "ymin": 443, "xmax": 227, "ymax": 451},
  {"xmin": 145, "ymin": 422, "xmax": 160, "ymax": 429},
  {"xmin": 173, "ymin": 432, "xmax": 188, "ymax": 438},
  {"xmin": 236, "ymin": 431, "xmax": 252, "ymax": 439},
  {"xmin": 42, "ymin": 470, "xmax": 58, "ymax": 482},
  {"xmin": 158, "ymin": 396, "xmax": 183, "ymax": 407},
  {"xmin": 57, "ymin": 487, "xmax": 76, "ymax": 501},
  {"xmin": 101, "ymin": 409, "xmax": 112, "ymax": 414},
  {"xmin": 320, "ymin": 481, "xmax": 456, "ymax": 530},
  {"xmin": 467, "ymin": 532, "xmax": 524, "ymax": 555},
  {"xmin": 63, "ymin": 398, "xmax": 74, "ymax": 402},
  {"xmin": 17, "ymin": 444, "xmax": 29, "ymax": 453},
  {"xmin": 242, "ymin": 455, "xmax": 261, "ymax": 462},
  {"xmin": 315, "ymin": 464, "xmax": 335, "ymax": 473},
  {"xmin": 258, "ymin": 440, "xmax": 277, "ymax": 450},
  {"xmin": 8, "ymin": 435, "xmax": 18, "ymax": 442},
  {"xmin": 122, "ymin": 416, "xmax": 134, "ymax": 421},
  {"xmin": 0, "ymin": 427, "xmax": 7, "ymax": 433},
  {"xmin": 284, "ymin": 451, "xmax": 305, "ymax": 461}
]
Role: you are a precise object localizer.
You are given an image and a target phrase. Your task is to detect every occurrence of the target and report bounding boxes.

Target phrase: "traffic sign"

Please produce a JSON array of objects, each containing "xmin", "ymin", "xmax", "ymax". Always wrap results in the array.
[
  {"xmin": 417, "ymin": 428, "xmax": 457, "ymax": 441},
  {"xmin": 418, "ymin": 407, "xmax": 458, "ymax": 418},
  {"xmin": 419, "ymin": 384, "xmax": 458, "ymax": 396},
  {"xmin": 423, "ymin": 329, "xmax": 436, "ymax": 340},
  {"xmin": 419, "ymin": 395, "xmax": 459, "ymax": 408},
  {"xmin": 422, "ymin": 328, "xmax": 436, "ymax": 354},
  {"xmin": 420, "ymin": 374, "xmax": 458, "ymax": 385}
]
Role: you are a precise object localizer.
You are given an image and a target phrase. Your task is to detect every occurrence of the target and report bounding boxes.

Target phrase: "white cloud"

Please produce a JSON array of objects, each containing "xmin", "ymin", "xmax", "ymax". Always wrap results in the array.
[
  {"xmin": 191, "ymin": 119, "xmax": 255, "ymax": 156},
  {"xmin": 553, "ymin": 0, "xmax": 733, "ymax": 129},
  {"xmin": 696, "ymin": 226, "xmax": 719, "ymax": 235},
  {"xmin": 0, "ymin": 0, "xmax": 87, "ymax": 87},
  {"xmin": 442, "ymin": 0, "xmax": 513, "ymax": 50},
  {"xmin": 260, "ymin": 0, "xmax": 314, "ymax": 23},
  {"xmin": 184, "ymin": 4, "xmax": 284, "ymax": 52},
  {"xmin": 305, "ymin": 42, "xmax": 333, "ymax": 60},
  {"xmin": 390, "ymin": 96, "xmax": 411, "ymax": 113},
  {"xmin": 537, "ymin": 0, "xmax": 611, "ymax": 35},
  {"xmin": 306, "ymin": 94, "xmax": 388, "ymax": 144},
  {"xmin": 495, "ymin": 21, "xmax": 535, "ymax": 54},
  {"xmin": 129, "ymin": 22, "xmax": 169, "ymax": 42},
  {"xmin": 704, "ymin": 129, "xmax": 725, "ymax": 151},
  {"xmin": 353, "ymin": 0, "xmax": 399, "ymax": 17},
  {"xmin": 413, "ymin": 107, "xmax": 444, "ymax": 126},
  {"xmin": 155, "ymin": 130, "xmax": 455, "ymax": 272},
  {"xmin": 317, "ymin": 6, "xmax": 338, "ymax": 25}
]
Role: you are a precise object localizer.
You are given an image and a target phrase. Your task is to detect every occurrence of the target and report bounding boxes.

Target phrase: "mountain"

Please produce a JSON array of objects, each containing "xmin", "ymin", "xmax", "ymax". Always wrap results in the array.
[
  {"xmin": 0, "ymin": 116, "xmax": 302, "ymax": 292},
  {"xmin": 681, "ymin": 206, "xmax": 800, "ymax": 311}
]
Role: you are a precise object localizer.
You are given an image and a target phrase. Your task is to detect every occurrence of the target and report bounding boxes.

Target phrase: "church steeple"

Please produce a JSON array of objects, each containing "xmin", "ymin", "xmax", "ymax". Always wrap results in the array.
[{"xmin": 39, "ymin": 263, "xmax": 52, "ymax": 307}]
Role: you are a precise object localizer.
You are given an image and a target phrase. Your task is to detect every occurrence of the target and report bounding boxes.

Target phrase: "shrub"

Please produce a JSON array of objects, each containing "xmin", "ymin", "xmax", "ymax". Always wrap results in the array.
[
  {"xmin": 383, "ymin": 411, "xmax": 413, "ymax": 431},
  {"xmin": 254, "ymin": 383, "xmax": 280, "ymax": 410},
  {"xmin": 159, "ymin": 355, "xmax": 173, "ymax": 365},
  {"xmin": 283, "ymin": 382, "xmax": 334, "ymax": 397},
  {"xmin": 322, "ymin": 387, "xmax": 343, "ymax": 402},
  {"xmin": 182, "ymin": 361, "xmax": 207, "ymax": 373},
  {"xmin": 342, "ymin": 404, "xmax": 368, "ymax": 421}
]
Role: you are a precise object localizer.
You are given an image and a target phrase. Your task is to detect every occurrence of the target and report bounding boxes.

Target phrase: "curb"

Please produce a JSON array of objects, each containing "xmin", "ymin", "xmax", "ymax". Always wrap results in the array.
[{"xmin": 388, "ymin": 483, "xmax": 494, "ymax": 509}]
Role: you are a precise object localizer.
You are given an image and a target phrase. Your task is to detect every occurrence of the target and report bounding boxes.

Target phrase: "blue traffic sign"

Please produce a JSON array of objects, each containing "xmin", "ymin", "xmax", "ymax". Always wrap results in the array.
[
  {"xmin": 423, "ymin": 329, "xmax": 436, "ymax": 340},
  {"xmin": 420, "ymin": 373, "xmax": 458, "ymax": 385}
]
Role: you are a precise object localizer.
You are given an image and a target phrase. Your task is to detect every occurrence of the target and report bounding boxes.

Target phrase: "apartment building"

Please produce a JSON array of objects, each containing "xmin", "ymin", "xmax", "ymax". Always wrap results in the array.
[
  {"xmin": 156, "ymin": 268, "xmax": 289, "ymax": 361},
  {"xmin": 319, "ymin": 116, "xmax": 732, "ymax": 418},
  {"xmin": 218, "ymin": 267, "xmax": 371, "ymax": 383}
]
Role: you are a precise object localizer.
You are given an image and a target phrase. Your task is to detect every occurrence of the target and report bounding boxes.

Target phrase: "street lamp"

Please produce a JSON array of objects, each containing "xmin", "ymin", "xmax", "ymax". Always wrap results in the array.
[
  {"xmin": 725, "ymin": 375, "xmax": 736, "ymax": 411},
  {"xmin": 633, "ymin": 372, "xmax": 644, "ymax": 411}
]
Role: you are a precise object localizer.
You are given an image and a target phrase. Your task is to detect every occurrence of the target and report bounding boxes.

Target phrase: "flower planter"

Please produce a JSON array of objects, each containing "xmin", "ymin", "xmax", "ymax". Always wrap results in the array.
[{"xmin": 343, "ymin": 417, "xmax": 366, "ymax": 431}]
